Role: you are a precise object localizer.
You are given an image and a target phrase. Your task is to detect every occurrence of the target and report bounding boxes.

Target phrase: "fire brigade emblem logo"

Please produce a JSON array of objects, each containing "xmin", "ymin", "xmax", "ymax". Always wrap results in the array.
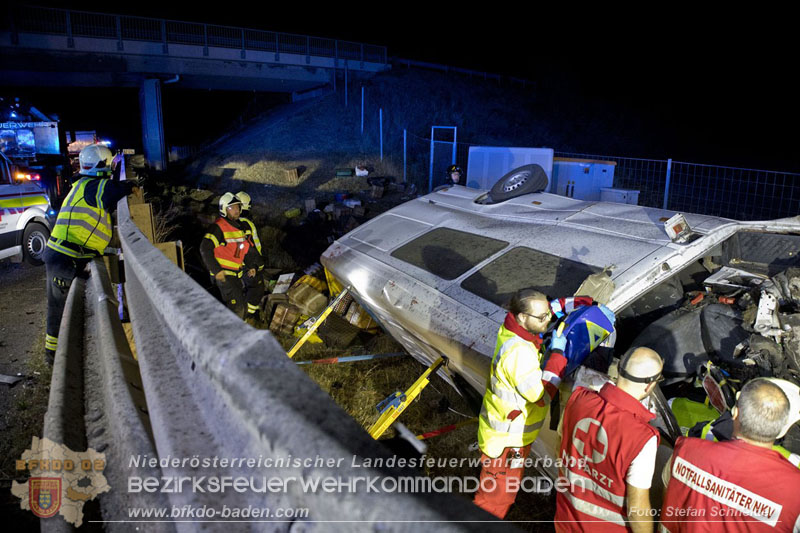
[
  {"xmin": 572, "ymin": 418, "xmax": 609, "ymax": 464},
  {"xmin": 29, "ymin": 477, "xmax": 61, "ymax": 518}
]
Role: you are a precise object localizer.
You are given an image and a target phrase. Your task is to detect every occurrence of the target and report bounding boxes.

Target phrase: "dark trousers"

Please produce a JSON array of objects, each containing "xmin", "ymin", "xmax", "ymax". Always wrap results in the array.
[
  {"xmin": 214, "ymin": 271, "xmax": 264, "ymax": 318},
  {"xmin": 43, "ymin": 247, "xmax": 89, "ymax": 357}
]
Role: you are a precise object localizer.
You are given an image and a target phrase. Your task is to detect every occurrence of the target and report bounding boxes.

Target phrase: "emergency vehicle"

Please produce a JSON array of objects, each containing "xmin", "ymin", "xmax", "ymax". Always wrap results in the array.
[{"xmin": 0, "ymin": 151, "xmax": 53, "ymax": 265}]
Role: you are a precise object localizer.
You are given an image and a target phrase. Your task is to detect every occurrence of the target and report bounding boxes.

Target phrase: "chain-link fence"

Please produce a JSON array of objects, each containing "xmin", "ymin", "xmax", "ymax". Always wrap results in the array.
[{"xmin": 354, "ymin": 100, "xmax": 800, "ymax": 221}]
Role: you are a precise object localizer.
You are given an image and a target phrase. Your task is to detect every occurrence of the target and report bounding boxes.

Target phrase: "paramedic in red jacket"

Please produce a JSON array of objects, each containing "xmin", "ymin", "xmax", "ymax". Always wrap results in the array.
[
  {"xmin": 555, "ymin": 347, "xmax": 664, "ymax": 532},
  {"xmin": 660, "ymin": 378, "xmax": 800, "ymax": 532}
]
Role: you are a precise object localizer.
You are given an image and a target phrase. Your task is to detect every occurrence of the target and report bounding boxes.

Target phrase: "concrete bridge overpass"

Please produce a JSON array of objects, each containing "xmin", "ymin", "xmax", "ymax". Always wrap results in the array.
[{"xmin": 0, "ymin": 5, "xmax": 389, "ymax": 168}]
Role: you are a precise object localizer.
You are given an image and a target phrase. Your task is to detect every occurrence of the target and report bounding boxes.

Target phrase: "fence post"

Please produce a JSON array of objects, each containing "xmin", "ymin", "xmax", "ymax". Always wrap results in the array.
[
  {"xmin": 161, "ymin": 19, "xmax": 167, "ymax": 54},
  {"xmin": 428, "ymin": 127, "xmax": 434, "ymax": 193},
  {"xmin": 8, "ymin": 5, "xmax": 18, "ymax": 45},
  {"xmin": 116, "ymin": 15, "xmax": 123, "ymax": 50},
  {"xmin": 379, "ymin": 108, "xmax": 383, "ymax": 161},
  {"xmin": 240, "ymin": 28, "xmax": 245, "ymax": 59},
  {"xmin": 65, "ymin": 10, "xmax": 74, "ymax": 48},
  {"xmin": 403, "ymin": 129, "xmax": 407, "ymax": 183},
  {"xmin": 203, "ymin": 24, "xmax": 208, "ymax": 56},
  {"xmin": 662, "ymin": 158, "xmax": 673, "ymax": 210},
  {"xmin": 452, "ymin": 127, "xmax": 457, "ymax": 164}
]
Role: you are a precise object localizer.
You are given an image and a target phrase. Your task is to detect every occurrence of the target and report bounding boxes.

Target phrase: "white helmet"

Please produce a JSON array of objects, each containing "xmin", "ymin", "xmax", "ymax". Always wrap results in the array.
[
  {"xmin": 79, "ymin": 144, "xmax": 113, "ymax": 176},
  {"xmin": 218, "ymin": 192, "xmax": 242, "ymax": 216},
  {"xmin": 236, "ymin": 191, "xmax": 251, "ymax": 211}
]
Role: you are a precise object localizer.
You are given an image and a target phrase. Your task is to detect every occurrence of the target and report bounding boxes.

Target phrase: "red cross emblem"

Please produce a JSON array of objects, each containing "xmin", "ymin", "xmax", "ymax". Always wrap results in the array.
[{"xmin": 572, "ymin": 418, "xmax": 608, "ymax": 464}]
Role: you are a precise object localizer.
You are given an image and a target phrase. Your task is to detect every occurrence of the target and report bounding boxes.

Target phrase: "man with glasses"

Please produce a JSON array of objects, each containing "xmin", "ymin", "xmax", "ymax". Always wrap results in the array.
[
  {"xmin": 554, "ymin": 347, "xmax": 664, "ymax": 532},
  {"xmin": 474, "ymin": 289, "xmax": 604, "ymax": 518}
]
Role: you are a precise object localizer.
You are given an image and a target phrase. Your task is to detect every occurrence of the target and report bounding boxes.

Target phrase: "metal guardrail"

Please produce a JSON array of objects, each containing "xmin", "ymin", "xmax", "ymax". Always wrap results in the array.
[{"xmin": 6, "ymin": 5, "xmax": 388, "ymax": 65}]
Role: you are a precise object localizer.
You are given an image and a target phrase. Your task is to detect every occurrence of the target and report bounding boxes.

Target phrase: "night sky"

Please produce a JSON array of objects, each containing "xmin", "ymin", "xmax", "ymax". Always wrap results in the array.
[{"xmin": 6, "ymin": 3, "xmax": 797, "ymax": 172}]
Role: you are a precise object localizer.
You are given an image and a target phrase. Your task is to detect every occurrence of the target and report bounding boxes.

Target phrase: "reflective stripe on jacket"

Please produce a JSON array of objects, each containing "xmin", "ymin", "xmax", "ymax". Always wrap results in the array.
[
  {"xmin": 661, "ymin": 437, "xmax": 800, "ymax": 532},
  {"xmin": 208, "ymin": 217, "xmax": 250, "ymax": 272},
  {"xmin": 555, "ymin": 384, "xmax": 659, "ymax": 532},
  {"xmin": 240, "ymin": 217, "xmax": 262, "ymax": 255},
  {"xmin": 477, "ymin": 323, "xmax": 548, "ymax": 459},
  {"xmin": 48, "ymin": 176, "xmax": 112, "ymax": 256}
]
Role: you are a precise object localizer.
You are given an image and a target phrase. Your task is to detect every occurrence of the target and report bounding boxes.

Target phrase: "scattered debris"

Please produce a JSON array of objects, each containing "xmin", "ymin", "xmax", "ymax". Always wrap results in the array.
[{"xmin": 1, "ymin": 374, "xmax": 24, "ymax": 386}]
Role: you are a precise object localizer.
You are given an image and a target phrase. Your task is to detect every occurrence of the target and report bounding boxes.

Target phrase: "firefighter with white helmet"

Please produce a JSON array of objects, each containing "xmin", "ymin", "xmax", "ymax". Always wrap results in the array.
[
  {"xmin": 235, "ymin": 191, "xmax": 265, "ymax": 318},
  {"xmin": 43, "ymin": 144, "xmax": 138, "ymax": 363},
  {"xmin": 199, "ymin": 192, "xmax": 264, "ymax": 322}
]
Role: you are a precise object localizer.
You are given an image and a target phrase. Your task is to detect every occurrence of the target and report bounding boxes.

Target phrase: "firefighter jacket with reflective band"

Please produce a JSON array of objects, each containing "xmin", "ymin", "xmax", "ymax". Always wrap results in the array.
[
  {"xmin": 203, "ymin": 217, "xmax": 251, "ymax": 273},
  {"xmin": 477, "ymin": 313, "xmax": 568, "ymax": 458},
  {"xmin": 698, "ymin": 416, "xmax": 800, "ymax": 469},
  {"xmin": 555, "ymin": 383, "xmax": 659, "ymax": 531},
  {"xmin": 240, "ymin": 216, "xmax": 264, "ymax": 271},
  {"xmin": 660, "ymin": 437, "xmax": 800, "ymax": 532},
  {"xmin": 47, "ymin": 176, "xmax": 114, "ymax": 258},
  {"xmin": 240, "ymin": 217, "xmax": 262, "ymax": 256}
]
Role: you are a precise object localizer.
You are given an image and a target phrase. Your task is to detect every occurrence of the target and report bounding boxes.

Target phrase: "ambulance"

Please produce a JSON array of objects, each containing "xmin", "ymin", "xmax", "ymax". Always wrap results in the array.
[{"xmin": 0, "ymin": 151, "xmax": 54, "ymax": 265}]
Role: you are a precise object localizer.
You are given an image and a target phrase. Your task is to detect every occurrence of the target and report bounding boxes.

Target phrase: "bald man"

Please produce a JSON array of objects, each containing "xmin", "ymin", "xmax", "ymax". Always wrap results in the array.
[
  {"xmin": 555, "ymin": 347, "xmax": 664, "ymax": 532},
  {"xmin": 661, "ymin": 379, "xmax": 800, "ymax": 532}
]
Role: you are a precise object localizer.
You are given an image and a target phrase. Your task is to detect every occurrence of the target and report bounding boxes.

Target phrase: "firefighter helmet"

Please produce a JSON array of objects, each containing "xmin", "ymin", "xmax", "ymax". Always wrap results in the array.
[
  {"xmin": 219, "ymin": 192, "xmax": 242, "ymax": 216},
  {"xmin": 79, "ymin": 144, "xmax": 113, "ymax": 176},
  {"xmin": 446, "ymin": 164, "xmax": 463, "ymax": 176},
  {"xmin": 236, "ymin": 191, "xmax": 251, "ymax": 211}
]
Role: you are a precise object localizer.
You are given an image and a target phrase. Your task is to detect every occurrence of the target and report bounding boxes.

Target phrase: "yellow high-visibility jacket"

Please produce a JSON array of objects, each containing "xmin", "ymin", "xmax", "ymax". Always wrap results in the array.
[
  {"xmin": 478, "ymin": 322, "xmax": 551, "ymax": 458},
  {"xmin": 48, "ymin": 176, "xmax": 112, "ymax": 258}
]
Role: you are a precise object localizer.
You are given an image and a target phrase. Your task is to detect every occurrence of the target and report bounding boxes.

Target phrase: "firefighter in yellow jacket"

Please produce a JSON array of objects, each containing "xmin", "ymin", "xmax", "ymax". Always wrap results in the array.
[
  {"xmin": 43, "ymin": 144, "xmax": 137, "ymax": 363},
  {"xmin": 199, "ymin": 192, "xmax": 264, "ymax": 321}
]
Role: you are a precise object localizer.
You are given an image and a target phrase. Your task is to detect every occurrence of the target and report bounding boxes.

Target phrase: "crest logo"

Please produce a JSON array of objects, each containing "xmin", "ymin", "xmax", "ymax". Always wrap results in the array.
[{"xmin": 29, "ymin": 477, "xmax": 62, "ymax": 518}]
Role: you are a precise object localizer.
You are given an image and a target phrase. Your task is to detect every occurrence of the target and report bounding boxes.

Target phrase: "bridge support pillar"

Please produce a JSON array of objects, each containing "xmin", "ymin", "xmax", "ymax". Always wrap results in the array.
[{"xmin": 139, "ymin": 79, "xmax": 166, "ymax": 171}]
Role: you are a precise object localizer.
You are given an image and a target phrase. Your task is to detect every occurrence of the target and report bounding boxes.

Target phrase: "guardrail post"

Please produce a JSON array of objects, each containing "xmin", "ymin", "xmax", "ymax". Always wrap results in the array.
[
  {"xmin": 203, "ymin": 24, "xmax": 208, "ymax": 56},
  {"xmin": 161, "ymin": 19, "xmax": 167, "ymax": 54},
  {"xmin": 662, "ymin": 158, "xmax": 673, "ymax": 210},
  {"xmin": 240, "ymin": 28, "xmax": 245, "ymax": 59},
  {"xmin": 115, "ymin": 15, "xmax": 123, "ymax": 50},
  {"xmin": 274, "ymin": 33, "xmax": 280, "ymax": 61},
  {"xmin": 65, "ymin": 10, "xmax": 74, "ymax": 48},
  {"xmin": 360, "ymin": 43, "xmax": 364, "ymax": 68},
  {"xmin": 306, "ymin": 36, "xmax": 310, "ymax": 64}
]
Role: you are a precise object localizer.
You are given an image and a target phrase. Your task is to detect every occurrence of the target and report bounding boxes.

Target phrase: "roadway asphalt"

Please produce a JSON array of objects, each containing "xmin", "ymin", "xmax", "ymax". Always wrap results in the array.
[{"xmin": 0, "ymin": 259, "xmax": 47, "ymax": 526}]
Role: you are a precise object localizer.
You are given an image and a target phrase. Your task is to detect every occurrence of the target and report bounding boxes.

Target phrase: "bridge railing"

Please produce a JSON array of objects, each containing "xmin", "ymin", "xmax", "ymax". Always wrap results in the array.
[{"xmin": 5, "ymin": 5, "xmax": 388, "ymax": 64}]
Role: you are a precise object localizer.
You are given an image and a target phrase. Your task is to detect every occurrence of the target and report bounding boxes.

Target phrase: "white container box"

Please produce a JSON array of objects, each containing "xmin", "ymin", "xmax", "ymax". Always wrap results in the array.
[{"xmin": 600, "ymin": 187, "xmax": 640, "ymax": 205}]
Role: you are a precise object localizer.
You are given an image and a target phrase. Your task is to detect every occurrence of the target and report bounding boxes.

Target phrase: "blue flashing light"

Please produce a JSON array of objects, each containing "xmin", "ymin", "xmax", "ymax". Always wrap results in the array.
[{"xmin": 48, "ymin": 209, "xmax": 57, "ymax": 216}]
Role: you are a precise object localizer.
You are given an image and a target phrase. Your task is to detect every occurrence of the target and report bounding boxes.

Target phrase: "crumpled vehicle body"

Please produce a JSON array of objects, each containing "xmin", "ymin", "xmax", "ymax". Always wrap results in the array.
[{"xmin": 321, "ymin": 184, "xmax": 800, "ymax": 485}]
